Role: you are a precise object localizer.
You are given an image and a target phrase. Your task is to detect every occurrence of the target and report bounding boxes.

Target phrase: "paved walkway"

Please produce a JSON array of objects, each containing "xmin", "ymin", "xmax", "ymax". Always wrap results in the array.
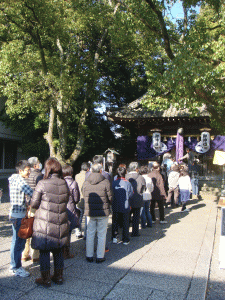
[
  {"xmin": 206, "ymin": 206, "xmax": 225, "ymax": 300},
  {"xmin": 0, "ymin": 194, "xmax": 223, "ymax": 300}
]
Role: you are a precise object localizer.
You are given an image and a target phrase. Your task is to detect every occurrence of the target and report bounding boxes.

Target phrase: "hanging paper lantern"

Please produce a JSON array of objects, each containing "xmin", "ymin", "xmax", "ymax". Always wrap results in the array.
[
  {"xmin": 153, "ymin": 132, "xmax": 167, "ymax": 153},
  {"xmin": 195, "ymin": 131, "xmax": 210, "ymax": 153},
  {"xmin": 153, "ymin": 132, "xmax": 161, "ymax": 151},
  {"xmin": 201, "ymin": 131, "xmax": 210, "ymax": 150}
]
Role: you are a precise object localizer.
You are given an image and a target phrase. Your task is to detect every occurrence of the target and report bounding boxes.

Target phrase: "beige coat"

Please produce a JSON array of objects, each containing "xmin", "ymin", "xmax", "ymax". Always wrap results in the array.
[{"xmin": 75, "ymin": 170, "xmax": 86, "ymax": 210}]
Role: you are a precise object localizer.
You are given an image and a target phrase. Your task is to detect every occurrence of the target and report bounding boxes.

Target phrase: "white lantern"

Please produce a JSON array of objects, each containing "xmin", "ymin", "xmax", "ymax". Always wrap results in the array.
[
  {"xmin": 195, "ymin": 131, "xmax": 210, "ymax": 153},
  {"xmin": 201, "ymin": 131, "xmax": 210, "ymax": 149},
  {"xmin": 153, "ymin": 132, "xmax": 161, "ymax": 151}
]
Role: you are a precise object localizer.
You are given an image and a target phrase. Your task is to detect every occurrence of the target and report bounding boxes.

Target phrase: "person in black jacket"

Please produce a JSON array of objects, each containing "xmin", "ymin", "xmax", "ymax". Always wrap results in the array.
[
  {"xmin": 112, "ymin": 166, "xmax": 133, "ymax": 245},
  {"xmin": 125, "ymin": 162, "xmax": 146, "ymax": 237}
]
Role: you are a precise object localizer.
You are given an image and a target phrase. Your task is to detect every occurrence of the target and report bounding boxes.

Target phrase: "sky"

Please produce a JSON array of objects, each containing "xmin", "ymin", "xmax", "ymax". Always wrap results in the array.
[
  {"xmin": 169, "ymin": 1, "xmax": 200, "ymax": 21},
  {"xmin": 169, "ymin": 1, "xmax": 185, "ymax": 20}
]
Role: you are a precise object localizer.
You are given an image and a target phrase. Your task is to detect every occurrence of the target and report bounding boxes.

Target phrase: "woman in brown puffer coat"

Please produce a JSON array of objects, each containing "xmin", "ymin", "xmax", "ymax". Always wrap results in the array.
[{"xmin": 31, "ymin": 157, "xmax": 69, "ymax": 287}]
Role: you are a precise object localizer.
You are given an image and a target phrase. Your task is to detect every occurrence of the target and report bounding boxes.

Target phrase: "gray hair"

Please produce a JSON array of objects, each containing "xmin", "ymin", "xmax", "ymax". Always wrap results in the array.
[
  {"xmin": 91, "ymin": 163, "xmax": 102, "ymax": 173},
  {"xmin": 163, "ymin": 152, "xmax": 172, "ymax": 159},
  {"xmin": 28, "ymin": 157, "xmax": 39, "ymax": 167},
  {"xmin": 129, "ymin": 162, "xmax": 139, "ymax": 172},
  {"xmin": 81, "ymin": 162, "xmax": 90, "ymax": 171},
  {"xmin": 152, "ymin": 162, "xmax": 160, "ymax": 170}
]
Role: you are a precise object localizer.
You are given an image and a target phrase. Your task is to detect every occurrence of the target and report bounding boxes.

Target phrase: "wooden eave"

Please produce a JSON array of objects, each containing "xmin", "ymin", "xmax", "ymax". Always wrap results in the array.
[{"xmin": 107, "ymin": 115, "xmax": 210, "ymax": 126}]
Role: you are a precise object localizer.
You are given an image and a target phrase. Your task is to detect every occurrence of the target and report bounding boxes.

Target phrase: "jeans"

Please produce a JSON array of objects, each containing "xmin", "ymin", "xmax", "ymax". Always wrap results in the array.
[
  {"xmin": 191, "ymin": 178, "xmax": 199, "ymax": 196},
  {"xmin": 141, "ymin": 201, "xmax": 152, "ymax": 228},
  {"xmin": 112, "ymin": 212, "xmax": 130, "ymax": 243},
  {"xmin": 86, "ymin": 216, "xmax": 109, "ymax": 259},
  {"xmin": 180, "ymin": 189, "xmax": 190, "ymax": 202},
  {"xmin": 76, "ymin": 208, "xmax": 87, "ymax": 237},
  {"xmin": 10, "ymin": 218, "xmax": 26, "ymax": 269},
  {"xmin": 39, "ymin": 248, "xmax": 64, "ymax": 272}
]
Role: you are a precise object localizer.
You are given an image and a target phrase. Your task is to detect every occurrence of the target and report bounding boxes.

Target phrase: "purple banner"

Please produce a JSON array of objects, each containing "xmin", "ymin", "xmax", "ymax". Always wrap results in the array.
[
  {"xmin": 137, "ymin": 135, "xmax": 225, "ymax": 160},
  {"xmin": 176, "ymin": 132, "xmax": 183, "ymax": 162}
]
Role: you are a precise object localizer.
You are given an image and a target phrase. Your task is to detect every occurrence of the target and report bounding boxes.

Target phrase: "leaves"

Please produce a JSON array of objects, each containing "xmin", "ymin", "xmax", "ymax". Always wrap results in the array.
[{"xmin": 0, "ymin": 0, "xmax": 224, "ymax": 162}]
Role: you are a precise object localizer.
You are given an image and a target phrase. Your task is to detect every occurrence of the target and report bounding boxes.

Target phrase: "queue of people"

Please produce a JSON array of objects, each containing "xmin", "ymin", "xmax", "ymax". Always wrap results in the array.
[{"xmin": 8, "ymin": 153, "xmax": 194, "ymax": 287}]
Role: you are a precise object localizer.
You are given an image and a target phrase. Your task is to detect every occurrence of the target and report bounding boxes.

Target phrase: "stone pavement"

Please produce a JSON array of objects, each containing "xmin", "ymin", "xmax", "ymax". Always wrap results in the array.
[
  {"xmin": 205, "ymin": 206, "xmax": 225, "ymax": 300},
  {"xmin": 0, "ymin": 193, "xmax": 223, "ymax": 300}
]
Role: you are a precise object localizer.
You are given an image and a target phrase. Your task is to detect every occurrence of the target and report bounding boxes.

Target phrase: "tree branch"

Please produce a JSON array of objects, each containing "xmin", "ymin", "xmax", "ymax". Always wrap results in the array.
[
  {"xmin": 145, "ymin": 0, "xmax": 175, "ymax": 60},
  {"xmin": 119, "ymin": 1, "xmax": 162, "ymax": 36},
  {"xmin": 181, "ymin": 4, "xmax": 188, "ymax": 42}
]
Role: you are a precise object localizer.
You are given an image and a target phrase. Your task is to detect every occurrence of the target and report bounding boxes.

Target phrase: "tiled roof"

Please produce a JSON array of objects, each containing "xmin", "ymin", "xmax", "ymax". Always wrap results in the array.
[{"xmin": 106, "ymin": 94, "xmax": 210, "ymax": 120}]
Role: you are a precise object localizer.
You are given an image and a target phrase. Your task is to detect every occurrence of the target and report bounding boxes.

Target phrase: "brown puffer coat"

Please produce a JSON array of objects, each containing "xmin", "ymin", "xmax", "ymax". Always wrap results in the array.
[
  {"xmin": 82, "ymin": 172, "xmax": 113, "ymax": 217},
  {"xmin": 31, "ymin": 174, "xmax": 69, "ymax": 251}
]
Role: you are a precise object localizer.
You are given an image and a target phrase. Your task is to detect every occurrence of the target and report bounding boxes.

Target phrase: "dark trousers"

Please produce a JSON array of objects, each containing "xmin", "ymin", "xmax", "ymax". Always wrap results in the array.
[
  {"xmin": 112, "ymin": 212, "xmax": 130, "ymax": 243},
  {"xmin": 150, "ymin": 200, "xmax": 165, "ymax": 221},
  {"xmin": 130, "ymin": 207, "xmax": 141, "ymax": 236},
  {"xmin": 39, "ymin": 248, "xmax": 64, "ymax": 272}
]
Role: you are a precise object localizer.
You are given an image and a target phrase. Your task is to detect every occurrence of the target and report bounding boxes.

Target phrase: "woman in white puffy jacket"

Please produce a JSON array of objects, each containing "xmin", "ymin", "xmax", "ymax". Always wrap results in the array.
[
  {"xmin": 139, "ymin": 166, "xmax": 154, "ymax": 228},
  {"xmin": 178, "ymin": 170, "xmax": 192, "ymax": 212}
]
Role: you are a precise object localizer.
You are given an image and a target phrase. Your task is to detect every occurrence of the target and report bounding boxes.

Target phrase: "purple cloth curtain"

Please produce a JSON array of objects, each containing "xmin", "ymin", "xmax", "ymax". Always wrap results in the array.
[
  {"xmin": 184, "ymin": 137, "xmax": 198, "ymax": 150},
  {"xmin": 208, "ymin": 135, "xmax": 225, "ymax": 157},
  {"xmin": 137, "ymin": 136, "xmax": 156, "ymax": 160},
  {"xmin": 137, "ymin": 135, "xmax": 225, "ymax": 160},
  {"xmin": 137, "ymin": 136, "xmax": 176, "ymax": 160}
]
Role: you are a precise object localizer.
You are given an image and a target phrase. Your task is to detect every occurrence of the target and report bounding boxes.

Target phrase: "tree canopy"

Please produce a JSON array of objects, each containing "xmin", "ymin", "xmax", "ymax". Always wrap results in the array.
[
  {"xmin": 0, "ymin": 0, "xmax": 224, "ymax": 165},
  {"xmin": 123, "ymin": 0, "xmax": 225, "ymax": 132}
]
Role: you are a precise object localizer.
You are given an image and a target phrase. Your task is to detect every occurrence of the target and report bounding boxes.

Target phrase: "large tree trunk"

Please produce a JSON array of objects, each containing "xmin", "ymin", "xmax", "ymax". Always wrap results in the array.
[
  {"xmin": 64, "ymin": 1, "xmax": 121, "ymax": 165},
  {"xmin": 66, "ymin": 98, "xmax": 88, "ymax": 165},
  {"xmin": 44, "ymin": 106, "xmax": 56, "ymax": 158}
]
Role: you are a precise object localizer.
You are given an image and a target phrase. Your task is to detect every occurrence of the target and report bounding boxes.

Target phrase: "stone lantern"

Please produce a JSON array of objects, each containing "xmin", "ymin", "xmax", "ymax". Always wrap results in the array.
[{"xmin": 104, "ymin": 148, "xmax": 120, "ymax": 175}]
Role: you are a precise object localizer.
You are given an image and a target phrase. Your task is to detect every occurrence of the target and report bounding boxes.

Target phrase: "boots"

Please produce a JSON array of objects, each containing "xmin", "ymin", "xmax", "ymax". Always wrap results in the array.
[
  {"xmin": 63, "ymin": 245, "xmax": 74, "ymax": 259},
  {"xmin": 35, "ymin": 270, "xmax": 51, "ymax": 287},
  {"xmin": 51, "ymin": 268, "xmax": 64, "ymax": 285}
]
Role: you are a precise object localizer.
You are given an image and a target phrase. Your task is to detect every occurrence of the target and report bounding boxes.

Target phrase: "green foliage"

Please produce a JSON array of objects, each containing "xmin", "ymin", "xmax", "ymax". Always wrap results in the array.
[
  {"xmin": 0, "ymin": 0, "xmax": 224, "ymax": 163},
  {"xmin": 132, "ymin": 1, "xmax": 225, "ymax": 133},
  {"xmin": 0, "ymin": 0, "xmax": 144, "ymax": 161}
]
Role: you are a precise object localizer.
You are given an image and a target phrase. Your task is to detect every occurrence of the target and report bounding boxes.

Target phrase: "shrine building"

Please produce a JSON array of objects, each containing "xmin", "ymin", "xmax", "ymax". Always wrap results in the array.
[{"xmin": 106, "ymin": 94, "xmax": 225, "ymax": 177}]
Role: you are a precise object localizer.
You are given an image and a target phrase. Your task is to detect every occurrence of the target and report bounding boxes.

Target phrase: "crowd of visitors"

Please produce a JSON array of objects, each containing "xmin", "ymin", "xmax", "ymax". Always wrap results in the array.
[{"xmin": 8, "ymin": 152, "xmax": 196, "ymax": 287}]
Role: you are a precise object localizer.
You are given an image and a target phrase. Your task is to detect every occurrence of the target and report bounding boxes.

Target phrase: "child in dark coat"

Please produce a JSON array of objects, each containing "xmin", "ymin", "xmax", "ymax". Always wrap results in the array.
[
  {"xmin": 62, "ymin": 164, "xmax": 80, "ymax": 258},
  {"xmin": 112, "ymin": 166, "xmax": 133, "ymax": 245}
]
